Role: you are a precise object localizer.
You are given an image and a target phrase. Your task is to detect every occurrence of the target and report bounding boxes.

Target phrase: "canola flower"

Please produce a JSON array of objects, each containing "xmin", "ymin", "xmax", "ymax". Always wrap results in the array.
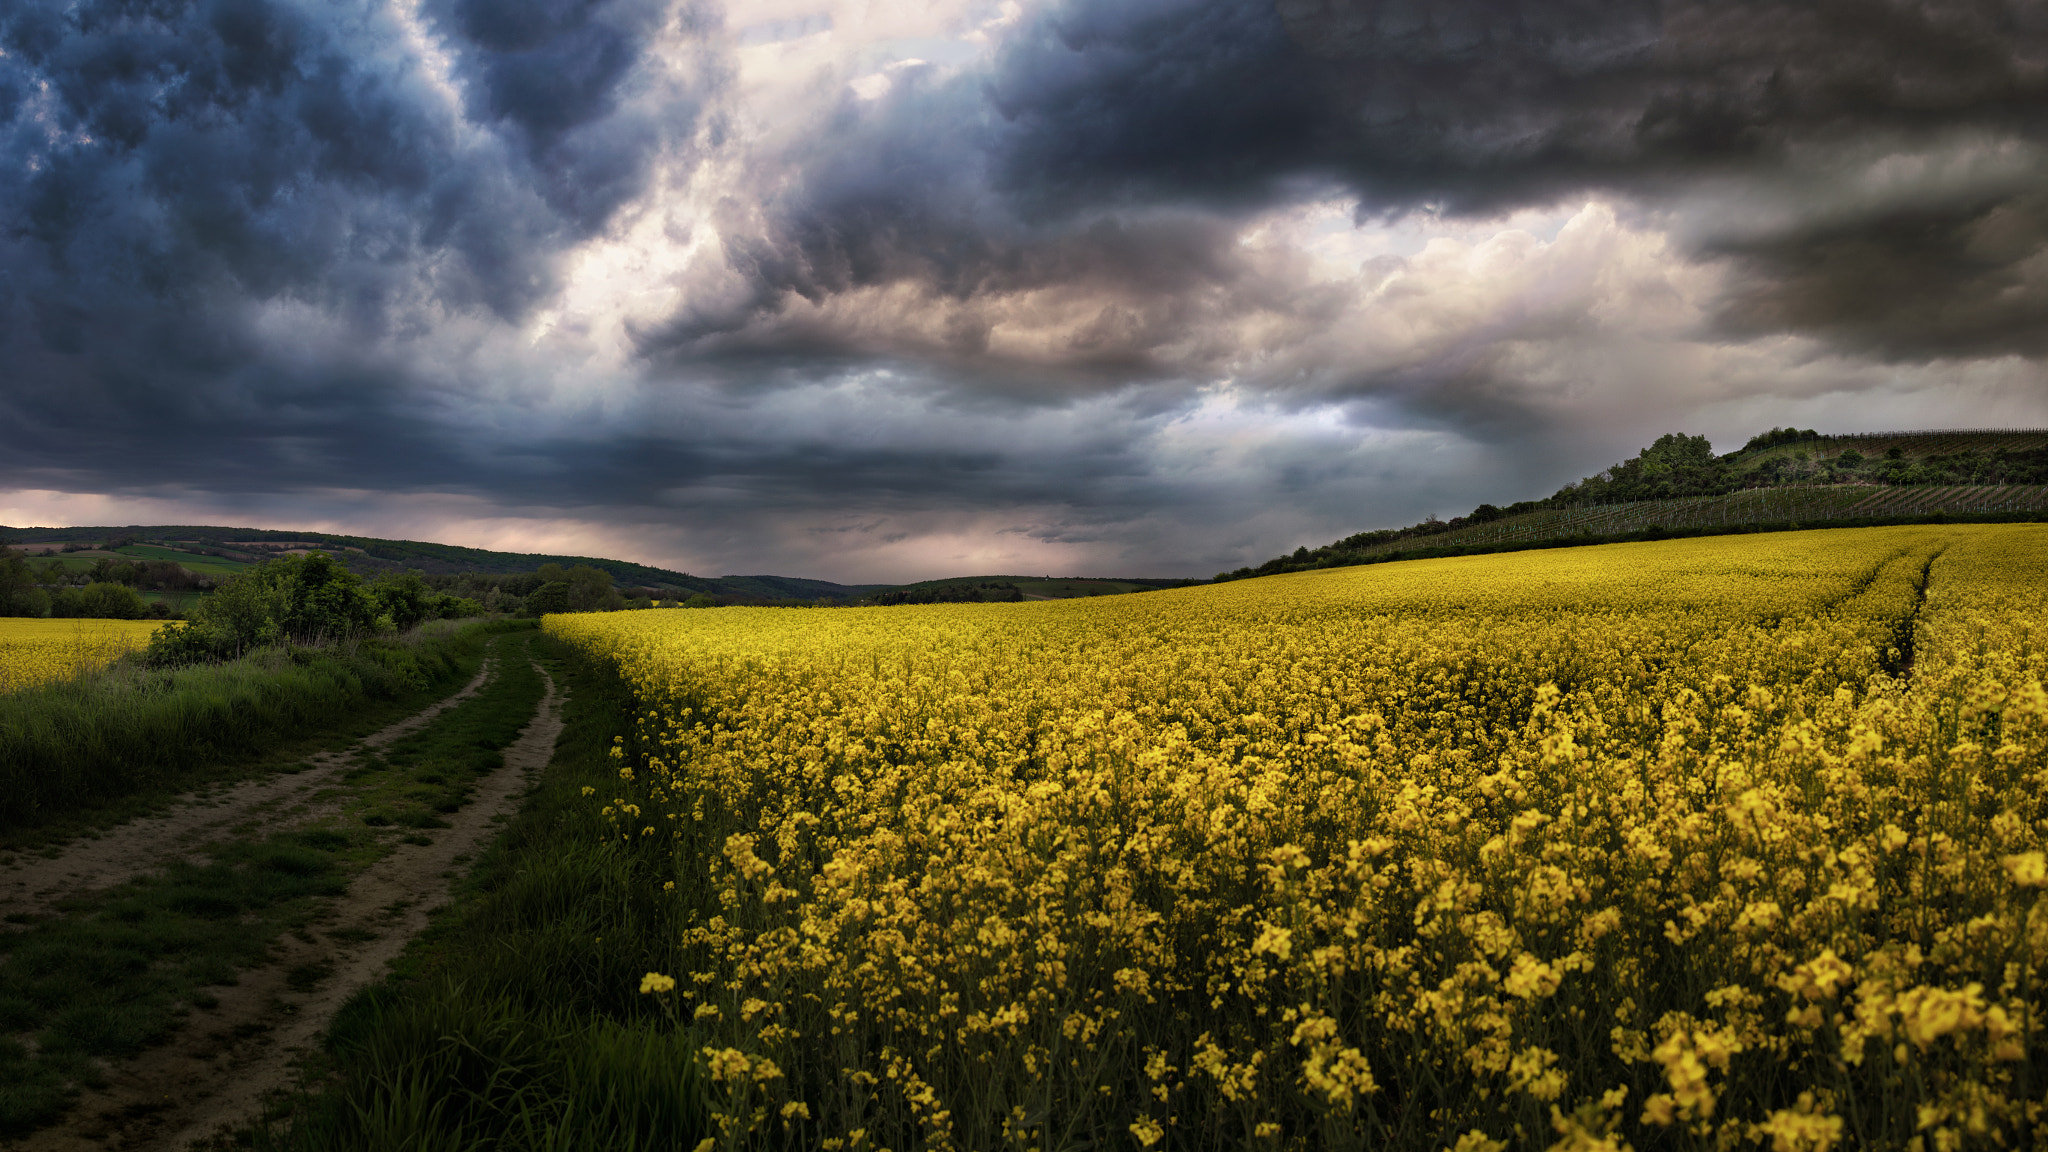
[
  {"xmin": 0, "ymin": 618, "xmax": 167, "ymax": 693},
  {"xmin": 549, "ymin": 525, "xmax": 2048, "ymax": 1151}
]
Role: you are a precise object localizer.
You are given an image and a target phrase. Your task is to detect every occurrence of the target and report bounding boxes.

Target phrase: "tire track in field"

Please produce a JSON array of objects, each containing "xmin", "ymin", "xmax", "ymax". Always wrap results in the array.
[
  {"xmin": 11, "ymin": 663, "xmax": 563, "ymax": 1152},
  {"xmin": 0, "ymin": 658, "xmax": 496, "ymax": 922}
]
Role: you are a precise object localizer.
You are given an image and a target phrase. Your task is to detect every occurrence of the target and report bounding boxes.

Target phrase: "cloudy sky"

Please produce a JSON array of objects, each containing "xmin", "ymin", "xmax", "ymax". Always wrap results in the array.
[{"xmin": 3, "ymin": 0, "xmax": 2046, "ymax": 582}]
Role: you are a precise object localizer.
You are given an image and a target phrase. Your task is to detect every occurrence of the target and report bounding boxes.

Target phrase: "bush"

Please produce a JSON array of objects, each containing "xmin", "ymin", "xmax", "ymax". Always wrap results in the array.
[
  {"xmin": 147, "ymin": 552, "xmax": 378, "ymax": 664},
  {"xmin": 50, "ymin": 583, "xmax": 147, "ymax": 619},
  {"xmin": 523, "ymin": 582, "xmax": 573, "ymax": 616}
]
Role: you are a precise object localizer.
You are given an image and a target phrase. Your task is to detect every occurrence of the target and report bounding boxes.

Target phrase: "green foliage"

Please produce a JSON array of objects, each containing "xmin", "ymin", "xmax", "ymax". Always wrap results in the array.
[
  {"xmin": 519, "ymin": 564, "xmax": 624, "ymax": 615},
  {"xmin": 147, "ymin": 552, "xmax": 379, "ymax": 664},
  {"xmin": 369, "ymin": 571, "xmax": 438, "ymax": 631},
  {"xmin": 1556, "ymin": 432, "xmax": 1725, "ymax": 506},
  {"xmin": 49, "ymin": 582, "xmax": 147, "ymax": 620},
  {"xmin": 867, "ymin": 581, "xmax": 1024, "ymax": 606},
  {"xmin": 524, "ymin": 581, "xmax": 574, "ymax": 616},
  {"xmin": 438, "ymin": 595, "xmax": 485, "ymax": 619},
  {"xmin": 0, "ymin": 549, "xmax": 42, "ymax": 618},
  {"xmin": 1742, "ymin": 426, "xmax": 1821, "ymax": 451}
]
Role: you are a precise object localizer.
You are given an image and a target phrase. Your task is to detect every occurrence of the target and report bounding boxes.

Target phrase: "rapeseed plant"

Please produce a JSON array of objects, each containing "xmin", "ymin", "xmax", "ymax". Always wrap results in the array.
[
  {"xmin": 551, "ymin": 525, "xmax": 2048, "ymax": 1151},
  {"xmin": 0, "ymin": 618, "xmax": 164, "ymax": 692}
]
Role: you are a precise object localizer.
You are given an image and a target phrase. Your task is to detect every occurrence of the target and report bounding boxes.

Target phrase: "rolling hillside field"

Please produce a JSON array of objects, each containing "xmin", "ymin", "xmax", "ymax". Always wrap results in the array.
[
  {"xmin": 1343, "ymin": 483, "xmax": 2048, "ymax": 555},
  {"xmin": 1227, "ymin": 428, "xmax": 2048, "ymax": 582}
]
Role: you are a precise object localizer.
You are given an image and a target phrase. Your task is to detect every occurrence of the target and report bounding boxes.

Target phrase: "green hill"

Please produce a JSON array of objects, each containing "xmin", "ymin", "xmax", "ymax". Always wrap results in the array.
[
  {"xmin": 1223, "ymin": 428, "xmax": 2048, "ymax": 582},
  {"xmin": 0, "ymin": 525, "xmax": 890, "ymax": 601},
  {"xmin": 0, "ymin": 526, "xmax": 1194, "ymax": 605}
]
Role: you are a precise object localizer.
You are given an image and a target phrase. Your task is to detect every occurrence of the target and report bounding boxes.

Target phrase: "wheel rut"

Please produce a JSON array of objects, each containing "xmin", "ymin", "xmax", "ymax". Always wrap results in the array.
[
  {"xmin": 1, "ymin": 662, "xmax": 563, "ymax": 1152},
  {"xmin": 0, "ymin": 659, "xmax": 496, "ymax": 922}
]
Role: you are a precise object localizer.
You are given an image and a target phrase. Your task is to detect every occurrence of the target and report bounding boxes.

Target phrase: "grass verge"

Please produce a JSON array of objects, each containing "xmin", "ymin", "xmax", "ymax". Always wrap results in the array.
[
  {"xmin": 0, "ymin": 631, "xmax": 552, "ymax": 1139},
  {"xmin": 243, "ymin": 635, "xmax": 709, "ymax": 1151},
  {"xmin": 0, "ymin": 619, "xmax": 533, "ymax": 844}
]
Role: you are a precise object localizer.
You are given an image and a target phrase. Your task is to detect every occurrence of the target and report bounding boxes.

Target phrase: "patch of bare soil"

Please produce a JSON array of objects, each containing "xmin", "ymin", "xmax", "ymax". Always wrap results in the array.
[
  {"xmin": 7, "ymin": 663, "xmax": 563, "ymax": 1152},
  {"xmin": 0, "ymin": 659, "xmax": 496, "ymax": 922}
]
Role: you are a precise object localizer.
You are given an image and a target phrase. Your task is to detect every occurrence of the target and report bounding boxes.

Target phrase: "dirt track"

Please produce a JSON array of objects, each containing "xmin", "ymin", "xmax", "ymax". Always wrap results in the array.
[
  {"xmin": 0, "ymin": 658, "xmax": 496, "ymax": 922},
  {"xmin": 3, "ymin": 660, "xmax": 563, "ymax": 1152}
]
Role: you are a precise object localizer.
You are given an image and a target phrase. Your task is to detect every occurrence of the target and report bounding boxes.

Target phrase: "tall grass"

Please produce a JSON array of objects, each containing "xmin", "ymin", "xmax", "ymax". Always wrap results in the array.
[
  {"xmin": 0, "ymin": 619, "xmax": 528, "ymax": 833},
  {"xmin": 249, "ymin": 636, "xmax": 709, "ymax": 1151}
]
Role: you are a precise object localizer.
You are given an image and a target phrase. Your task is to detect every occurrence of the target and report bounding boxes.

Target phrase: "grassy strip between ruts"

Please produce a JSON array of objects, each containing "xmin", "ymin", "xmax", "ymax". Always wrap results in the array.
[
  {"xmin": 0, "ymin": 631, "xmax": 550, "ymax": 1139},
  {"xmin": 0, "ymin": 619, "xmax": 537, "ymax": 843},
  {"xmin": 242, "ymin": 634, "xmax": 710, "ymax": 1152}
]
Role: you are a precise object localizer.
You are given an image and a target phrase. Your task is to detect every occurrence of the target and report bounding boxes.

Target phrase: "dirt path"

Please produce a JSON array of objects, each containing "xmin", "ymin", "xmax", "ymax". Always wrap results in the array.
[
  {"xmin": 0, "ymin": 658, "xmax": 496, "ymax": 922},
  {"xmin": 9, "ymin": 662, "xmax": 563, "ymax": 1152}
]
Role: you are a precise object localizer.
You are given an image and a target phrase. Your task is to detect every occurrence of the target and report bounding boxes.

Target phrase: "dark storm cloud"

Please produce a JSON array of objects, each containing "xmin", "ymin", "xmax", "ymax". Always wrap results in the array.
[
  {"xmin": 1715, "ymin": 187, "xmax": 2048, "ymax": 360},
  {"xmin": 427, "ymin": 0, "xmax": 704, "ymax": 234},
  {"xmin": 0, "ymin": 0, "xmax": 713, "ymax": 499},
  {"xmin": 674, "ymin": 0, "xmax": 2048, "ymax": 375}
]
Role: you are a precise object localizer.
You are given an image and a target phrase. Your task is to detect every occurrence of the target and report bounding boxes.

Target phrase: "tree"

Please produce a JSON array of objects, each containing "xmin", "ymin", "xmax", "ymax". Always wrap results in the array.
[
  {"xmin": 370, "ymin": 571, "xmax": 437, "ymax": 631},
  {"xmin": 0, "ymin": 547, "xmax": 43, "ymax": 617},
  {"xmin": 51, "ymin": 582, "xmax": 148, "ymax": 619},
  {"xmin": 148, "ymin": 552, "xmax": 379, "ymax": 664},
  {"xmin": 523, "ymin": 582, "xmax": 574, "ymax": 616}
]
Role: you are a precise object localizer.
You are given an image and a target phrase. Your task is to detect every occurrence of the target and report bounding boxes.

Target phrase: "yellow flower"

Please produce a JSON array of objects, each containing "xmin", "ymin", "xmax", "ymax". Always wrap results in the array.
[
  {"xmin": 639, "ymin": 971, "xmax": 676, "ymax": 994},
  {"xmin": 2002, "ymin": 851, "xmax": 2046, "ymax": 887}
]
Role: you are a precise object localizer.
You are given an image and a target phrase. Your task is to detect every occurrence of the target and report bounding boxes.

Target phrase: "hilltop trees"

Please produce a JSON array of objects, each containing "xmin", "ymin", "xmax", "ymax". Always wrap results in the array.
[{"xmin": 1551, "ymin": 432, "xmax": 1728, "ymax": 505}]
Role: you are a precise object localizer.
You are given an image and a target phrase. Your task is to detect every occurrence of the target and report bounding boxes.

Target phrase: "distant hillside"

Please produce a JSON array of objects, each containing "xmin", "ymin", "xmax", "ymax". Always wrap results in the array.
[
  {"xmin": 0, "ymin": 524, "xmax": 1200, "ymax": 604},
  {"xmin": 1222, "ymin": 428, "xmax": 2048, "ymax": 581},
  {"xmin": 851, "ymin": 575, "xmax": 1196, "ymax": 605},
  {"xmin": 0, "ymin": 524, "xmax": 887, "ymax": 601}
]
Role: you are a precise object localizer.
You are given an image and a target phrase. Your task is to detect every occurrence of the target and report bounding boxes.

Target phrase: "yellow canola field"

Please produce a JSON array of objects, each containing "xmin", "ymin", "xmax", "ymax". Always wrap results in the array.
[
  {"xmin": 0, "ymin": 618, "xmax": 165, "ymax": 692},
  {"xmin": 550, "ymin": 525, "xmax": 2048, "ymax": 1151}
]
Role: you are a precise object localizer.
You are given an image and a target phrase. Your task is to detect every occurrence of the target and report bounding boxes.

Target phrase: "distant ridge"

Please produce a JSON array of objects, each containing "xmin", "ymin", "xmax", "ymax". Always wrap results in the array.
[
  {"xmin": 0, "ymin": 525, "xmax": 1191, "ymax": 602},
  {"xmin": 1222, "ymin": 428, "xmax": 2048, "ymax": 582},
  {"xmin": 0, "ymin": 524, "xmax": 889, "ymax": 601}
]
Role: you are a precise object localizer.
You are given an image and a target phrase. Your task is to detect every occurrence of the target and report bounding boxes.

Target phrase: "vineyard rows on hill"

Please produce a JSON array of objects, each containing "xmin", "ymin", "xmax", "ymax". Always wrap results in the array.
[
  {"xmin": 1354, "ymin": 484, "xmax": 2048, "ymax": 555},
  {"xmin": 1825, "ymin": 430, "xmax": 2048, "ymax": 456}
]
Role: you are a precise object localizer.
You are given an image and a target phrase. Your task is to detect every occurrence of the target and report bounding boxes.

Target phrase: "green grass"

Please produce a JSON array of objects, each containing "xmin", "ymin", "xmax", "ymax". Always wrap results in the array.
[
  {"xmin": 345, "ymin": 642, "xmax": 545, "ymax": 837},
  {"xmin": 115, "ymin": 543, "xmax": 254, "ymax": 574},
  {"xmin": 0, "ymin": 620, "xmax": 533, "ymax": 846},
  {"xmin": 245, "ymin": 636, "xmax": 710, "ymax": 1151},
  {"xmin": 0, "ymin": 827, "xmax": 360, "ymax": 1135},
  {"xmin": 0, "ymin": 632, "xmax": 553, "ymax": 1139},
  {"xmin": 22, "ymin": 545, "xmax": 251, "ymax": 581}
]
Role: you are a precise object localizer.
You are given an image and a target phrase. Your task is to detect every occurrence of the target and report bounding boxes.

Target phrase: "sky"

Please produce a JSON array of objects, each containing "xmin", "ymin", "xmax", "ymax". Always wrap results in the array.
[{"xmin": 3, "ymin": 0, "xmax": 2047, "ymax": 583}]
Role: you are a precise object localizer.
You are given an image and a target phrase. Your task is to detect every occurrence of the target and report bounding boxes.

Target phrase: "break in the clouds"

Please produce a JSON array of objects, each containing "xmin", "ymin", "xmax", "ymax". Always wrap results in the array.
[{"xmin": 3, "ymin": 0, "xmax": 2047, "ymax": 582}]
